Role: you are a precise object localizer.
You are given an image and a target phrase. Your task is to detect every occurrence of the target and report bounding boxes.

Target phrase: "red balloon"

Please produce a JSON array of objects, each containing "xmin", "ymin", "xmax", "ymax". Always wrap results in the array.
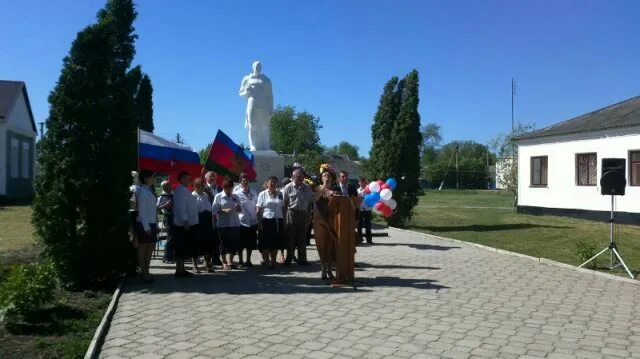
[
  {"xmin": 364, "ymin": 186, "xmax": 371, "ymax": 194},
  {"xmin": 376, "ymin": 180, "xmax": 385, "ymax": 186},
  {"xmin": 381, "ymin": 183, "xmax": 390, "ymax": 190},
  {"xmin": 374, "ymin": 202, "xmax": 385, "ymax": 211},
  {"xmin": 383, "ymin": 206, "xmax": 393, "ymax": 217}
]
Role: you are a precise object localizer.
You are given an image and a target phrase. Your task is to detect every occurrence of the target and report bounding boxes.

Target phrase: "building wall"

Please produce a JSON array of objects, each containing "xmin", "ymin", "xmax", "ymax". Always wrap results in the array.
[
  {"xmin": 4, "ymin": 91, "xmax": 36, "ymax": 200},
  {"xmin": 517, "ymin": 127, "xmax": 640, "ymax": 216},
  {"xmin": 7, "ymin": 92, "xmax": 34, "ymax": 134},
  {"xmin": 0, "ymin": 122, "xmax": 6, "ymax": 195}
]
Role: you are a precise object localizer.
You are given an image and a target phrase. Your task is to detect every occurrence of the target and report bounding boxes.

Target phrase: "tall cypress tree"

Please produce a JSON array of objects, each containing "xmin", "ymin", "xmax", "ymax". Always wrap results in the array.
[
  {"xmin": 33, "ymin": 0, "xmax": 138, "ymax": 287},
  {"xmin": 388, "ymin": 70, "xmax": 422, "ymax": 226},
  {"xmin": 368, "ymin": 77, "xmax": 399, "ymax": 179},
  {"xmin": 135, "ymin": 74, "xmax": 154, "ymax": 132},
  {"xmin": 126, "ymin": 66, "xmax": 154, "ymax": 132},
  {"xmin": 368, "ymin": 71, "xmax": 422, "ymax": 227}
]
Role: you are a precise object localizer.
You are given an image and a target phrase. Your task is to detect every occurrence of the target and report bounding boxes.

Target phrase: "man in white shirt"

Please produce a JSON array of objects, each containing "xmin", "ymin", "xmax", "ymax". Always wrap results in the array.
[{"xmin": 173, "ymin": 171, "xmax": 197, "ymax": 277}]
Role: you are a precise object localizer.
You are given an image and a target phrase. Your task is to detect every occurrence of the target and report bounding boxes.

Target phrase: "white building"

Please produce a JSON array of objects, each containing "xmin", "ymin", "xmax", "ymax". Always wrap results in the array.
[
  {"xmin": 514, "ymin": 96, "xmax": 639, "ymax": 224},
  {"xmin": 0, "ymin": 81, "xmax": 37, "ymax": 201}
]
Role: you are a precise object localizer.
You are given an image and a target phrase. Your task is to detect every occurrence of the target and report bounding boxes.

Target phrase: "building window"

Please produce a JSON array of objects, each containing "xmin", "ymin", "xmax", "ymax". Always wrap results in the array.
[
  {"xmin": 21, "ymin": 142, "xmax": 30, "ymax": 179},
  {"xmin": 631, "ymin": 150, "xmax": 640, "ymax": 186},
  {"xmin": 10, "ymin": 139, "xmax": 19, "ymax": 178},
  {"xmin": 531, "ymin": 156, "xmax": 548, "ymax": 186},
  {"xmin": 576, "ymin": 153, "xmax": 597, "ymax": 186}
]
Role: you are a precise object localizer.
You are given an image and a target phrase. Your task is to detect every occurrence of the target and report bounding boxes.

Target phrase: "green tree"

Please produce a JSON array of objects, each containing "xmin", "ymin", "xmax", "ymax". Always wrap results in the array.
[
  {"xmin": 387, "ymin": 70, "xmax": 422, "ymax": 226},
  {"xmin": 135, "ymin": 74, "xmax": 154, "ymax": 132},
  {"xmin": 326, "ymin": 141, "xmax": 360, "ymax": 160},
  {"xmin": 421, "ymin": 123, "xmax": 442, "ymax": 151},
  {"xmin": 427, "ymin": 141, "xmax": 494, "ymax": 189},
  {"xmin": 270, "ymin": 105, "xmax": 322, "ymax": 155},
  {"xmin": 126, "ymin": 66, "xmax": 154, "ymax": 132},
  {"xmin": 368, "ymin": 71, "xmax": 422, "ymax": 226},
  {"xmin": 199, "ymin": 142, "xmax": 212, "ymax": 165},
  {"xmin": 368, "ymin": 77, "xmax": 400, "ymax": 179},
  {"xmin": 489, "ymin": 122, "xmax": 535, "ymax": 205},
  {"xmin": 33, "ymin": 0, "xmax": 138, "ymax": 287},
  {"xmin": 419, "ymin": 123, "xmax": 442, "ymax": 185}
]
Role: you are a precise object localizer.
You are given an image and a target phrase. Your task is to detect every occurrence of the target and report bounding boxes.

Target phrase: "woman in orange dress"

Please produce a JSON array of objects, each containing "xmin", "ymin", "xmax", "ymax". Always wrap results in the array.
[{"xmin": 313, "ymin": 169, "xmax": 339, "ymax": 280}]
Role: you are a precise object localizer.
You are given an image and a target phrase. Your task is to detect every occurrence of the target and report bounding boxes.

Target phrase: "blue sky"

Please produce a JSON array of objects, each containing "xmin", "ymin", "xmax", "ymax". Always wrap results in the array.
[{"xmin": 2, "ymin": 0, "xmax": 639, "ymax": 156}]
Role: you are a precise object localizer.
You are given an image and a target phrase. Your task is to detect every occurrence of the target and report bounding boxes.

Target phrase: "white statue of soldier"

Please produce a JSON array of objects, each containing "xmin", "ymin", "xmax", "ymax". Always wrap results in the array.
[{"xmin": 239, "ymin": 61, "xmax": 274, "ymax": 151}]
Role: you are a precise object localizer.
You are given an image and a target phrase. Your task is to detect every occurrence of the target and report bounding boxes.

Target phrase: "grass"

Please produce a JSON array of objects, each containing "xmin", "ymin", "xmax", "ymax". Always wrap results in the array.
[
  {"xmin": 0, "ymin": 206, "xmax": 39, "ymax": 265},
  {"xmin": 409, "ymin": 190, "xmax": 640, "ymax": 277},
  {"xmin": 0, "ymin": 205, "xmax": 114, "ymax": 358}
]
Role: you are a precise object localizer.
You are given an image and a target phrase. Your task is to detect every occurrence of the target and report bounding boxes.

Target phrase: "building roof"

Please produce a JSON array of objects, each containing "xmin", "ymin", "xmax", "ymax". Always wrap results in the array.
[
  {"xmin": 0, "ymin": 80, "xmax": 37, "ymax": 133},
  {"xmin": 514, "ymin": 95, "xmax": 640, "ymax": 141}
]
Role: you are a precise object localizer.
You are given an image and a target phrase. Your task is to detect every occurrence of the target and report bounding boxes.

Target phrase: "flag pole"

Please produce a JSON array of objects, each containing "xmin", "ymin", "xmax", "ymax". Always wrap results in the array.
[{"xmin": 137, "ymin": 126, "xmax": 140, "ymax": 172}]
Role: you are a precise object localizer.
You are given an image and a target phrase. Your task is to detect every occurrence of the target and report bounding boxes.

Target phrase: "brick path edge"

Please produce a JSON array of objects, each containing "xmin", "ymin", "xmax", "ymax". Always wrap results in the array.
[
  {"xmin": 388, "ymin": 226, "xmax": 639, "ymax": 285},
  {"xmin": 84, "ymin": 278, "xmax": 125, "ymax": 359}
]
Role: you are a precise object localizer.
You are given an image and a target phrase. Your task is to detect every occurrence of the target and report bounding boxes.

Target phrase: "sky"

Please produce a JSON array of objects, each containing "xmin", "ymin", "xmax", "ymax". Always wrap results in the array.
[{"xmin": 2, "ymin": 0, "xmax": 639, "ymax": 156}]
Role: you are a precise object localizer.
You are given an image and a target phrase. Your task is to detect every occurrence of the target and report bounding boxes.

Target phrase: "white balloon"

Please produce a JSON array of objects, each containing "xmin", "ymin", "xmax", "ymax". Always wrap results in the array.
[
  {"xmin": 383, "ymin": 198, "xmax": 397, "ymax": 210},
  {"xmin": 369, "ymin": 182, "xmax": 381, "ymax": 193},
  {"xmin": 380, "ymin": 188, "xmax": 392, "ymax": 201}
]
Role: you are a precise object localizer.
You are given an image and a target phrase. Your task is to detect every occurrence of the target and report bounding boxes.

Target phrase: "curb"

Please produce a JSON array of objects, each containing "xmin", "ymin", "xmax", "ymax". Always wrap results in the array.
[
  {"xmin": 84, "ymin": 278, "xmax": 125, "ymax": 359},
  {"xmin": 388, "ymin": 226, "xmax": 639, "ymax": 285}
]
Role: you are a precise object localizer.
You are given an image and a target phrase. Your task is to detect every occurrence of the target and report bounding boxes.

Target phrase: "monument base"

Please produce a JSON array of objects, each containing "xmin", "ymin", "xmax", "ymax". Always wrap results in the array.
[{"xmin": 251, "ymin": 150, "xmax": 285, "ymax": 190}]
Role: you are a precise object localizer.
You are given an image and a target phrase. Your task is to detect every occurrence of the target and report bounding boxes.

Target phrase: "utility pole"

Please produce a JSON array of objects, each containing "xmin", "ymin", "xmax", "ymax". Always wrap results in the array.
[
  {"xmin": 455, "ymin": 145, "xmax": 459, "ymax": 189},
  {"xmin": 511, "ymin": 78, "xmax": 516, "ymax": 133},
  {"xmin": 38, "ymin": 122, "xmax": 45, "ymax": 137},
  {"xmin": 486, "ymin": 147, "xmax": 490, "ymax": 189},
  {"xmin": 176, "ymin": 133, "xmax": 183, "ymax": 144}
]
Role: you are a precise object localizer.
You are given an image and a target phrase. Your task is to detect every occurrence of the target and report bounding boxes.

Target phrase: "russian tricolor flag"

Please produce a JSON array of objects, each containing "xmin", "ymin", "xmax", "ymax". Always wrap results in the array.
[{"xmin": 138, "ymin": 130, "xmax": 202, "ymax": 186}]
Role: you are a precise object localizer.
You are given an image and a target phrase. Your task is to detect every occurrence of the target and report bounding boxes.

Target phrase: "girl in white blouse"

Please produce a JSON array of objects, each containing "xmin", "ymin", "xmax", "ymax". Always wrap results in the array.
[
  {"xmin": 134, "ymin": 170, "xmax": 158, "ymax": 282},
  {"xmin": 256, "ymin": 176, "xmax": 286, "ymax": 268},
  {"xmin": 192, "ymin": 178, "xmax": 215, "ymax": 273}
]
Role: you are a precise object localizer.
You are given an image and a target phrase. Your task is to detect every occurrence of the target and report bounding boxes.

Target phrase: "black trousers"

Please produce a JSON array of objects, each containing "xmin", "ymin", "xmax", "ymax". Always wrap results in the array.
[{"xmin": 358, "ymin": 210, "xmax": 372, "ymax": 243}]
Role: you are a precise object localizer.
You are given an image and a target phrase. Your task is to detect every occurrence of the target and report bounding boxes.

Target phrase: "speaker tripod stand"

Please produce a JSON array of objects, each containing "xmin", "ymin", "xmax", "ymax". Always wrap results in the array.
[{"xmin": 578, "ymin": 195, "xmax": 634, "ymax": 279}]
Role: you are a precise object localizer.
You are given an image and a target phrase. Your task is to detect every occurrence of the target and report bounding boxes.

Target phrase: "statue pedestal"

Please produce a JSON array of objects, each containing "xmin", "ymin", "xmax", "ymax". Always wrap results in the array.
[{"xmin": 251, "ymin": 150, "xmax": 285, "ymax": 190}]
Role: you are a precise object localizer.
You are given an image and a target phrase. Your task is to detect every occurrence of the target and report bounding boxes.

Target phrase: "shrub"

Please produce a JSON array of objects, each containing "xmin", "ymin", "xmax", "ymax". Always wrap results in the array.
[
  {"xmin": 0, "ymin": 261, "xmax": 58, "ymax": 323},
  {"xmin": 575, "ymin": 241, "xmax": 597, "ymax": 269}
]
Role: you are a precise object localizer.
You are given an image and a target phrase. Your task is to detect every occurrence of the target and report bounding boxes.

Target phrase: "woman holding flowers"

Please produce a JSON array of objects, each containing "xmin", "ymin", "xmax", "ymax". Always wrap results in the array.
[{"xmin": 313, "ymin": 164, "xmax": 340, "ymax": 280}]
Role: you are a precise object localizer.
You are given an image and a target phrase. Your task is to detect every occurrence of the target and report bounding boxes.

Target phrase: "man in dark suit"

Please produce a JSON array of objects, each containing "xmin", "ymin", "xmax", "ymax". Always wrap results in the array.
[{"xmin": 337, "ymin": 171, "xmax": 358, "ymax": 197}]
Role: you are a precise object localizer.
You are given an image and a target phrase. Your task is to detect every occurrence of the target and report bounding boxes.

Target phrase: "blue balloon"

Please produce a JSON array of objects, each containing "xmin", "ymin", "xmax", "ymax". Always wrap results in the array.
[
  {"xmin": 386, "ymin": 178, "xmax": 398, "ymax": 190},
  {"xmin": 364, "ymin": 192, "xmax": 380, "ymax": 207}
]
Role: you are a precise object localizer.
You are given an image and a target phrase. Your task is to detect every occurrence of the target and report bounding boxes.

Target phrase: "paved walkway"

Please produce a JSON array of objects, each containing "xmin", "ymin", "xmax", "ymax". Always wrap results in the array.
[{"xmin": 99, "ymin": 229, "xmax": 640, "ymax": 359}]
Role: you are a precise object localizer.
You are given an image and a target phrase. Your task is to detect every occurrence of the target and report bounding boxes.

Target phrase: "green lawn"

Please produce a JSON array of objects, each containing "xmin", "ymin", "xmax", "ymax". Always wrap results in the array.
[
  {"xmin": 0, "ymin": 206, "xmax": 39, "ymax": 265},
  {"xmin": 409, "ymin": 190, "xmax": 640, "ymax": 277},
  {"xmin": 0, "ymin": 205, "xmax": 112, "ymax": 358}
]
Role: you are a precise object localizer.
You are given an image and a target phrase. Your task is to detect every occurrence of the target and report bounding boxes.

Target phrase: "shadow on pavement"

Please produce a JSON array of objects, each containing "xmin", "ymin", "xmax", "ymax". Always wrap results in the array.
[
  {"xmin": 355, "ymin": 262, "xmax": 440, "ymax": 270},
  {"xmin": 132, "ymin": 262, "xmax": 448, "ymax": 295},
  {"xmin": 412, "ymin": 223, "xmax": 572, "ymax": 232},
  {"xmin": 372, "ymin": 242, "xmax": 460, "ymax": 251}
]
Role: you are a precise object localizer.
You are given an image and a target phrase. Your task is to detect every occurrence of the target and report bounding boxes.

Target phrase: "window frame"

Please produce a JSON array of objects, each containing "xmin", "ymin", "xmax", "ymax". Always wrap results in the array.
[
  {"xmin": 10, "ymin": 138, "xmax": 19, "ymax": 179},
  {"xmin": 21, "ymin": 141, "xmax": 30, "ymax": 179},
  {"xmin": 630, "ymin": 150, "xmax": 640, "ymax": 187},
  {"xmin": 575, "ymin": 152, "xmax": 597, "ymax": 186},
  {"xmin": 530, "ymin": 156, "xmax": 548, "ymax": 187}
]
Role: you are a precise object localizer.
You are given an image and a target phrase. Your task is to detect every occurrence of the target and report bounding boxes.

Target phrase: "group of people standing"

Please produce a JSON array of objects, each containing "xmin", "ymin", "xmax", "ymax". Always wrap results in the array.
[{"xmin": 129, "ymin": 165, "xmax": 374, "ymax": 282}]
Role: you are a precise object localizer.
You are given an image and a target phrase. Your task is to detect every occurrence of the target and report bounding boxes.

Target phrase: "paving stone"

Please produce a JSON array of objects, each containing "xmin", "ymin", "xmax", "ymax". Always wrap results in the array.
[{"xmin": 97, "ymin": 228, "xmax": 640, "ymax": 359}]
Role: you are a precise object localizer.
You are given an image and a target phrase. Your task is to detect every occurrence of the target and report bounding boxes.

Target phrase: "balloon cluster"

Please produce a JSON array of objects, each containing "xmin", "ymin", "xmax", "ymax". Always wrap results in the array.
[{"xmin": 363, "ymin": 178, "xmax": 397, "ymax": 217}]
